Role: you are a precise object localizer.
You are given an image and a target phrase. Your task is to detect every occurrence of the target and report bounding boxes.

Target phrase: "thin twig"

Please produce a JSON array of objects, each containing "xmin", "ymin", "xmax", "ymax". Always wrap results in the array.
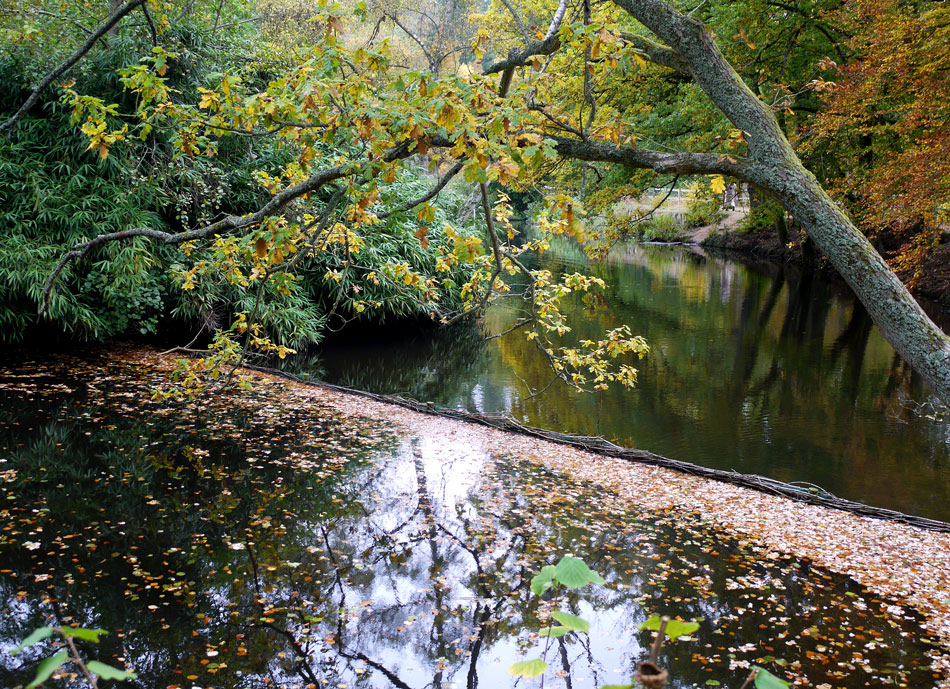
[
  {"xmin": 648, "ymin": 617, "xmax": 668, "ymax": 666},
  {"xmin": 62, "ymin": 632, "xmax": 99, "ymax": 689}
]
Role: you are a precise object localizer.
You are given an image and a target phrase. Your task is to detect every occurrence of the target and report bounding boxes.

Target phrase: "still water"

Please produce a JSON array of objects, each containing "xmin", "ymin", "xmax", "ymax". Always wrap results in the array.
[
  {"xmin": 306, "ymin": 244, "xmax": 950, "ymax": 521},
  {"xmin": 0, "ymin": 354, "xmax": 942, "ymax": 688}
]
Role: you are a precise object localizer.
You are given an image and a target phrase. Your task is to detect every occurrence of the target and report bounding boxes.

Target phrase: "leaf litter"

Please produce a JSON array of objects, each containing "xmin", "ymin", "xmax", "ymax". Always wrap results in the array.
[{"xmin": 0, "ymin": 345, "xmax": 946, "ymax": 688}]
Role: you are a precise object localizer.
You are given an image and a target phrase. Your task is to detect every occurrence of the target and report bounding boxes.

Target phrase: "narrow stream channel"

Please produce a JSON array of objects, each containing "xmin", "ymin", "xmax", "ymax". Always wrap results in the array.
[{"xmin": 303, "ymin": 244, "xmax": 950, "ymax": 522}]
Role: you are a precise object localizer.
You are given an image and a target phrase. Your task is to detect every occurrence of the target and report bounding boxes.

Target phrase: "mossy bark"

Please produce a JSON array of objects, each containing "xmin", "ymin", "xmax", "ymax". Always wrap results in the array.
[{"xmin": 608, "ymin": 0, "xmax": 950, "ymax": 401}]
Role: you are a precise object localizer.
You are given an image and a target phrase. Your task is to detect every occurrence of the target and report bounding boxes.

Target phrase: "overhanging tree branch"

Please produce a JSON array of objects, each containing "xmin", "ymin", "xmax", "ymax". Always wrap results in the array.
[
  {"xmin": 38, "ymin": 139, "xmax": 436, "ymax": 314},
  {"xmin": 483, "ymin": 0, "xmax": 570, "ymax": 75},
  {"xmin": 0, "ymin": 0, "xmax": 146, "ymax": 134},
  {"xmin": 376, "ymin": 161, "xmax": 465, "ymax": 220},
  {"xmin": 552, "ymin": 136, "xmax": 749, "ymax": 176},
  {"xmin": 618, "ymin": 32, "xmax": 689, "ymax": 75}
]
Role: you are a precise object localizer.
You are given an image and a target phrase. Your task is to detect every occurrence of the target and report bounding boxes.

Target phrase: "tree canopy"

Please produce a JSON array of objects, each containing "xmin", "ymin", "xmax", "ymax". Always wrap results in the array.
[{"xmin": 2, "ymin": 0, "xmax": 949, "ymax": 399}]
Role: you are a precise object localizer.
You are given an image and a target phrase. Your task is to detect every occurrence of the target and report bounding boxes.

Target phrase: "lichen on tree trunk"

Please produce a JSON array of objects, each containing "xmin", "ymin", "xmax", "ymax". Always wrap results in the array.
[{"xmin": 602, "ymin": 0, "xmax": 950, "ymax": 402}]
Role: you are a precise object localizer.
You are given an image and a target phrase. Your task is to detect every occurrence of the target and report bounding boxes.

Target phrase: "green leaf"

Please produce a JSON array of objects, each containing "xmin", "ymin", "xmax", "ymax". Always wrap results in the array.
[
  {"xmin": 754, "ymin": 667, "xmax": 790, "ymax": 689},
  {"xmin": 530, "ymin": 565, "xmax": 557, "ymax": 596},
  {"xmin": 509, "ymin": 658, "xmax": 548, "ymax": 678},
  {"xmin": 554, "ymin": 555, "xmax": 603, "ymax": 588},
  {"xmin": 639, "ymin": 616, "xmax": 699, "ymax": 640},
  {"xmin": 27, "ymin": 649, "xmax": 68, "ymax": 689},
  {"xmin": 87, "ymin": 660, "xmax": 138, "ymax": 681},
  {"xmin": 12, "ymin": 628, "xmax": 54, "ymax": 655},
  {"xmin": 60, "ymin": 628, "xmax": 106, "ymax": 643},
  {"xmin": 538, "ymin": 626, "xmax": 571, "ymax": 638},
  {"xmin": 551, "ymin": 611, "xmax": 590, "ymax": 633},
  {"xmin": 705, "ymin": 681, "xmax": 722, "ymax": 686}
]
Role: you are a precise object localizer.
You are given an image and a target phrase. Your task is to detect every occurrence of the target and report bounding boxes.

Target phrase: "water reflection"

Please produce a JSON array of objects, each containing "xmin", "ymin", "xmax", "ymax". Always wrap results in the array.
[
  {"xmin": 305, "ymin": 244, "xmax": 950, "ymax": 521},
  {"xmin": 0, "ymin": 354, "xmax": 941, "ymax": 688}
]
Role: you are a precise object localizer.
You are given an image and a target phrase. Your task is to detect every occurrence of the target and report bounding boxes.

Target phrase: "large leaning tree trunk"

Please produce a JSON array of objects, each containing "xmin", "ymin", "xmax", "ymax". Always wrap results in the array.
[
  {"xmin": 490, "ymin": 0, "xmax": 950, "ymax": 402},
  {"xmin": 615, "ymin": 0, "xmax": 950, "ymax": 399}
]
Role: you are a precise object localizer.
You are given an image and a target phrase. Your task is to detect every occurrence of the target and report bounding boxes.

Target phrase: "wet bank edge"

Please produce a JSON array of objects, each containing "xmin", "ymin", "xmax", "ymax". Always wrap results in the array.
[{"xmin": 124, "ymin": 346, "xmax": 950, "ymax": 687}]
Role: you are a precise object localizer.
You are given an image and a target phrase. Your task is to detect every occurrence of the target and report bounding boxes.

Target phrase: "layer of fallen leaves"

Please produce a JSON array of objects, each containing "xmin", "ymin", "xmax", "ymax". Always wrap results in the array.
[{"xmin": 0, "ymin": 346, "xmax": 944, "ymax": 689}]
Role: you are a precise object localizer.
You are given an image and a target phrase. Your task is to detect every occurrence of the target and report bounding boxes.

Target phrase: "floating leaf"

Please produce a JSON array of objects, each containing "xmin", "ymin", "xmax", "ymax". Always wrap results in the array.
[
  {"xmin": 538, "ymin": 626, "xmax": 571, "ymax": 638},
  {"xmin": 12, "ymin": 628, "xmax": 54, "ymax": 654},
  {"xmin": 87, "ymin": 660, "xmax": 138, "ymax": 681},
  {"xmin": 509, "ymin": 658, "xmax": 548, "ymax": 678},
  {"xmin": 551, "ymin": 611, "xmax": 590, "ymax": 633},
  {"xmin": 27, "ymin": 650, "xmax": 68, "ymax": 689}
]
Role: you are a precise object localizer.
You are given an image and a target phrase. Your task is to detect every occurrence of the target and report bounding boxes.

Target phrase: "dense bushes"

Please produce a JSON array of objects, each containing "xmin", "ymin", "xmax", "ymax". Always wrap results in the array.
[{"xmin": 0, "ymin": 7, "xmax": 479, "ymax": 347}]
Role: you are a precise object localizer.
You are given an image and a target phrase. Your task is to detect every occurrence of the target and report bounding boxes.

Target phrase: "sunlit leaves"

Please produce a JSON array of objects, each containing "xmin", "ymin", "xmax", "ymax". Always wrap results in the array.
[{"xmin": 639, "ymin": 615, "xmax": 699, "ymax": 640}]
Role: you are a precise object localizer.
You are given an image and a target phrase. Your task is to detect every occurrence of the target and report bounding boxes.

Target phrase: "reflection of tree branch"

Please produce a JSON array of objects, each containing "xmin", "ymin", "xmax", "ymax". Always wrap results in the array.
[{"xmin": 338, "ymin": 647, "xmax": 416, "ymax": 689}]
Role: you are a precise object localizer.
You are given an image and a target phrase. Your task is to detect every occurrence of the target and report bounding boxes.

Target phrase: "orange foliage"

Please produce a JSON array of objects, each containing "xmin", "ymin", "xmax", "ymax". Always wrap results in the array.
[{"xmin": 805, "ymin": 0, "xmax": 950, "ymax": 281}]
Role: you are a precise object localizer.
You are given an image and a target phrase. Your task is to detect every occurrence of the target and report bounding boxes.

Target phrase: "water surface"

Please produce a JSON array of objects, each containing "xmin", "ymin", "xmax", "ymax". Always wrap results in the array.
[
  {"xmin": 306, "ymin": 244, "xmax": 950, "ymax": 521},
  {"xmin": 0, "ymin": 353, "xmax": 941, "ymax": 688}
]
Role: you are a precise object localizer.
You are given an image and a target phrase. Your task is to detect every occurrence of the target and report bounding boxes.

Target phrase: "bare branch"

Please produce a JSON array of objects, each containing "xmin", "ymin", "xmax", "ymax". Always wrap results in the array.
[
  {"xmin": 482, "ymin": 0, "xmax": 570, "ymax": 75},
  {"xmin": 551, "ymin": 136, "xmax": 749, "ymax": 176},
  {"xmin": 443, "ymin": 182, "xmax": 506, "ymax": 325},
  {"xmin": 0, "ymin": 0, "xmax": 146, "ymax": 134},
  {"xmin": 141, "ymin": 2, "xmax": 158, "ymax": 46},
  {"xmin": 498, "ymin": 0, "xmax": 531, "ymax": 44},
  {"xmin": 619, "ymin": 32, "xmax": 689, "ymax": 75},
  {"xmin": 388, "ymin": 13, "xmax": 439, "ymax": 73},
  {"xmin": 7, "ymin": 6, "xmax": 93, "ymax": 35}
]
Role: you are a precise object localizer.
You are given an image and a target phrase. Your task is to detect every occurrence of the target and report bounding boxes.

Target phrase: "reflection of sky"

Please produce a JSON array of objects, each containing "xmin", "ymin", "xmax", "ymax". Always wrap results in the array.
[{"xmin": 0, "ymin": 356, "xmax": 943, "ymax": 689}]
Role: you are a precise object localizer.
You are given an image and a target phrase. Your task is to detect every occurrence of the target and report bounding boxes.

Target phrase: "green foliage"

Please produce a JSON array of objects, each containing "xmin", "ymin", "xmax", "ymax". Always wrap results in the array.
[
  {"xmin": 12, "ymin": 626, "xmax": 137, "ymax": 688},
  {"xmin": 508, "ymin": 658, "xmax": 549, "ymax": 678},
  {"xmin": 511, "ymin": 556, "xmax": 602, "ymax": 680},
  {"xmin": 736, "ymin": 197, "xmax": 786, "ymax": 235},
  {"xmin": 639, "ymin": 615, "xmax": 699, "ymax": 640},
  {"xmin": 638, "ymin": 214, "xmax": 687, "ymax": 242},
  {"xmin": 684, "ymin": 182, "xmax": 726, "ymax": 229},
  {"xmin": 0, "ymin": 4, "xmax": 481, "ymax": 349}
]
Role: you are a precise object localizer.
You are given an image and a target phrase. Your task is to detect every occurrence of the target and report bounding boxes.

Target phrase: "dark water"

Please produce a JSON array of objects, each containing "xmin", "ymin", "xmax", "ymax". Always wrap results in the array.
[
  {"xmin": 0, "ymin": 354, "xmax": 942, "ymax": 688},
  {"xmin": 303, "ymin": 243, "xmax": 950, "ymax": 522}
]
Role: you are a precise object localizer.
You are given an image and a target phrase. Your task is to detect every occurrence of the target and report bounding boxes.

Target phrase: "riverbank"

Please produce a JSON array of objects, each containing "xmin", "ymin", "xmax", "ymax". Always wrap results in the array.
[
  {"xmin": 123, "ymin": 346, "xmax": 950, "ymax": 686},
  {"xmin": 700, "ymin": 227, "xmax": 950, "ymax": 307}
]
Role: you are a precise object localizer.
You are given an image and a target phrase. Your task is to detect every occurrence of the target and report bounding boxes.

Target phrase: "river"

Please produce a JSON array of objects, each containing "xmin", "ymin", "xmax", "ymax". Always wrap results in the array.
[
  {"xmin": 0, "ymin": 351, "xmax": 943, "ymax": 688},
  {"xmin": 305, "ymin": 243, "xmax": 950, "ymax": 522}
]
